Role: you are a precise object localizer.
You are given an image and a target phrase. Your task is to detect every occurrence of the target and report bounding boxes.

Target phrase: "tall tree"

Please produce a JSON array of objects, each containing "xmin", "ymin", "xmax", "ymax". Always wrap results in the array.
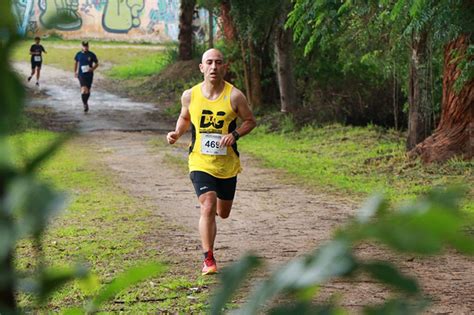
[
  {"xmin": 288, "ymin": 0, "xmax": 473, "ymax": 161},
  {"xmin": 274, "ymin": 0, "xmax": 297, "ymax": 113},
  {"xmin": 219, "ymin": 0, "xmax": 235, "ymax": 41},
  {"xmin": 404, "ymin": 0, "xmax": 474, "ymax": 162},
  {"xmin": 198, "ymin": 0, "xmax": 219, "ymax": 48},
  {"xmin": 406, "ymin": 29, "xmax": 432, "ymax": 149},
  {"xmin": 178, "ymin": 0, "xmax": 196, "ymax": 61},
  {"xmin": 226, "ymin": 0, "xmax": 280, "ymax": 109},
  {"xmin": 409, "ymin": 34, "xmax": 473, "ymax": 162}
]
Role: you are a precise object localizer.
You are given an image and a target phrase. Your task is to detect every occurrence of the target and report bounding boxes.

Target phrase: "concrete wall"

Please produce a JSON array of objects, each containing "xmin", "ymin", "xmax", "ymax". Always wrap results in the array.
[{"xmin": 13, "ymin": 0, "xmax": 213, "ymax": 43}]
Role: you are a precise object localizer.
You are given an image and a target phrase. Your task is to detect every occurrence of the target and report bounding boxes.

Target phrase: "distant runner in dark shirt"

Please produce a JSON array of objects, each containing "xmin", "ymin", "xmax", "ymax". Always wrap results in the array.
[
  {"xmin": 74, "ymin": 41, "xmax": 99, "ymax": 112},
  {"xmin": 28, "ymin": 36, "xmax": 46, "ymax": 86}
]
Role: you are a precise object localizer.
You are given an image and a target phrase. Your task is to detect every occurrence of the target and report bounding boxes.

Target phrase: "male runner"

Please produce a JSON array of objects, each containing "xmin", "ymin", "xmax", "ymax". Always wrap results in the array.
[
  {"xmin": 28, "ymin": 36, "xmax": 46, "ymax": 86},
  {"xmin": 74, "ymin": 41, "xmax": 99, "ymax": 112},
  {"xmin": 167, "ymin": 48, "xmax": 256, "ymax": 275}
]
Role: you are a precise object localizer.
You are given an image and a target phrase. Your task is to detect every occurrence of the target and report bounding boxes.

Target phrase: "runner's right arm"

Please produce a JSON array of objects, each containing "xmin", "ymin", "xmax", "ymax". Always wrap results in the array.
[{"xmin": 167, "ymin": 89, "xmax": 191, "ymax": 144}]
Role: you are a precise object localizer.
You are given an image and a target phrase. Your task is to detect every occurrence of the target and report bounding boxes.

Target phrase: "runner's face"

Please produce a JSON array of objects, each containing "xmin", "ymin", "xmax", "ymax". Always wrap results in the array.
[
  {"xmin": 200, "ymin": 51, "xmax": 226, "ymax": 83},
  {"xmin": 82, "ymin": 45, "xmax": 89, "ymax": 52}
]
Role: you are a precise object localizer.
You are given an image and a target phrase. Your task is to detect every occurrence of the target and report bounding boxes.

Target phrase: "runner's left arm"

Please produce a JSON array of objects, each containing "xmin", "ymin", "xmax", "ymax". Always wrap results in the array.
[
  {"xmin": 220, "ymin": 88, "xmax": 256, "ymax": 147},
  {"xmin": 91, "ymin": 54, "xmax": 99, "ymax": 71},
  {"xmin": 74, "ymin": 60, "xmax": 78, "ymax": 78}
]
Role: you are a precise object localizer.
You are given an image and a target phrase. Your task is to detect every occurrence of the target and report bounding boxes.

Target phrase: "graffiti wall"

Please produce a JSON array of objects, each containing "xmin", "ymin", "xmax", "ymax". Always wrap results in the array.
[{"xmin": 12, "ymin": 0, "xmax": 214, "ymax": 43}]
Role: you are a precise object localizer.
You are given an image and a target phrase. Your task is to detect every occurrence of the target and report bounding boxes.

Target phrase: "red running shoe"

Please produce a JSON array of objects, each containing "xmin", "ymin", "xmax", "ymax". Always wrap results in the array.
[{"xmin": 202, "ymin": 252, "xmax": 217, "ymax": 275}]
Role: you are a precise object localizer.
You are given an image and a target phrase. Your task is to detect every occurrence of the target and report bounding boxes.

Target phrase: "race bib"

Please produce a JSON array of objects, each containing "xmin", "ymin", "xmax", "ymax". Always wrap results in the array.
[
  {"xmin": 34, "ymin": 56, "xmax": 41, "ymax": 62},
  {"xmin": 81, "ymin": 65, "xmax": 90, "ymax": 73},
  {"xmin": 201, "ymin": 133, "xmax": 227, "ymax": 156}
]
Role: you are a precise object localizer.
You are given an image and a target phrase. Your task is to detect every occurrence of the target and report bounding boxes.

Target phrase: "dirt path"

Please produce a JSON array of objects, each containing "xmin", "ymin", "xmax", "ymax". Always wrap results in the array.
[{"xmin": 18, "ymin": 63, "xmax": 473, "ymax": 314}]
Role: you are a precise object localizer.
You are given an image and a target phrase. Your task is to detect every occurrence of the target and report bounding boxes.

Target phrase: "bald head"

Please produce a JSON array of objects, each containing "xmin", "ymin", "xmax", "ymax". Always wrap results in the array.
[
  {"xmin": 199, "ymin": 48, "xmax": 227, "ymax": 83},
  {"xmin": 201, "ymin": 48, "xmax": 224, "ymax": 64}
]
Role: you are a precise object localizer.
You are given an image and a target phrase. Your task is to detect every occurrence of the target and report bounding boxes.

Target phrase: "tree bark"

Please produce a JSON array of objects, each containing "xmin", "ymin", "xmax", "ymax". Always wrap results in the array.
[
  {"xmin": 409, "ymin": 34, "xmax": 473, "ymax": 163},
  {"xmin": 407, "ymin": 30, "xmax": 432, "ymax": 150},
  {"xmin": 220, "ymin": 0, "xmax": 235, "ymax": 41},
  {"xmin": 248, "ymin": 38, "xmax": 263, "ymax": 109},
  {"xmin": 239, "ymin": 39, "xmax": 252, "ymax": 103},
  {"xmin": 178, "ymin": 0, "xmax": 196, "ymax": 61},
  {"xmin": 208, "ymin": 8, "xmax": 214, "ymax": 48},
  {"xmin": 274, "ymin": 0, "xmax": 297, "ymax": 113}
]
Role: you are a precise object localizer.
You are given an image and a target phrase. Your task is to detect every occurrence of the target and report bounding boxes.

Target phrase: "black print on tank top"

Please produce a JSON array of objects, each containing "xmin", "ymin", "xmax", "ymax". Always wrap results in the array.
[{"xmin": 200, "ymin": 110, "xmax": 226, "ymax": 132}]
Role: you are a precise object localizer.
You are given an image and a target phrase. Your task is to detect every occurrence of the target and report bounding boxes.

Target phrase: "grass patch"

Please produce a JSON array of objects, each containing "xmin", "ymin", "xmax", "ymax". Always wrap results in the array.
[
  {"xmin": 9, "ymin": 130, "xmax": 212, "ymax": 312},
  {"xmin": 106, "ymin": 49, "xmax": 176, "ymax": 79},
  {"xmin": 239, "ymin": 124, "xmax": 473, "ymax": 210}
]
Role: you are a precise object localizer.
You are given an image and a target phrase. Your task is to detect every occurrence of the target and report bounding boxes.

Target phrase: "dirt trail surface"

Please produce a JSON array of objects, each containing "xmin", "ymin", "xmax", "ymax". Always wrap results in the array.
[
  {"xmin": 17, "ymin": 63, "xmax": 473, "ymax": 313},
  {"xmin": 15, "ymin": 62, "xmax": 168, "ymax": 132}
]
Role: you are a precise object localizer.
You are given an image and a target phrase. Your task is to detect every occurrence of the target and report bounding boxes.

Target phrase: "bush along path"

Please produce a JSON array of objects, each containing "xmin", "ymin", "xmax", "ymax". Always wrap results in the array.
[{"xmin": 14, "ymin": 61, "xmax": 474, "ymax": 313}]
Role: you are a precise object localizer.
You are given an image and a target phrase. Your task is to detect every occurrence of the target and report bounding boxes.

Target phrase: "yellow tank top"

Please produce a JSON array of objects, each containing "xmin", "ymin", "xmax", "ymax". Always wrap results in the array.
[{"xmin": 188, "ymin": 81, "xmax": 241, "ymax": 178}]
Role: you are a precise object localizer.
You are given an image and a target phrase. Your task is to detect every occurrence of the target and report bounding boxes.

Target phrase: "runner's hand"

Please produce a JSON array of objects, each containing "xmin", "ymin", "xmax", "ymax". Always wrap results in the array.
[
  {"xmin": 220, "ymin": 134, "xmax": 236, "ymax": 147},
  {"xmin": 74, "ymin": 72, "xmax": 78, "ymax": 78},
  {"xmin": 167, "ymin": 131, "xmax": 179, "ymax": 144}
]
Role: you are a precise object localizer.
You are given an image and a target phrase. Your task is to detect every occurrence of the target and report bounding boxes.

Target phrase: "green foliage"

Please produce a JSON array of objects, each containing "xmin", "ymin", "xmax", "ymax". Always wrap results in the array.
[
  {"xmin": 0, "ymin": 4, "xmax": 165, "ymax": 312},
  {"xmin": 10, "ymin": 131, "xmax": 208, "ymax": 312},
  {"xmin": 284, "ymin": 0, "xmax": 473, "ymax": 127},
  {"xmin": 210, "ymin": 255, "xmax": 261, "ymax": 315},
  {"xmin": 454, "ymin": 43, "xmax": 474, "ymax": 92},
  {"xmin": 229, "ymin": 0, "xmax": 281, "ymax": 43},
  {"xmin": 0, "ymin": 1, "xmax": 24, "ymax": 134},
  {"xmin": 212, "ymin": 188, "xmax": 473, "ymax": 314},
  {"xmin": 197, "ymin": 0, "xmax": 220, "ymax": 12}
]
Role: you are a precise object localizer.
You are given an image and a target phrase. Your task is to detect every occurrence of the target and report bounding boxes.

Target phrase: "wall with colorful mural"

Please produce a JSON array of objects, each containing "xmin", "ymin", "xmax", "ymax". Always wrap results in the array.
[{"xmin": 12, "ymin": 0, "xmax": 214, "ymax": 43}]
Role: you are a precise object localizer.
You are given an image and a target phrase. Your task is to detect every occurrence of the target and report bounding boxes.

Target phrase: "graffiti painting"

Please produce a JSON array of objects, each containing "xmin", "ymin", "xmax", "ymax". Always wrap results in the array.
[
  {"xmin": 39, "ymin": 0, "xmax": 83, "ymax": 30},
  {"xmin": 13, "ymin": 0, "xmax": 35, "ymax": 35},
  {"xmin": 12, "ymin": 0, "xmax": 211, "ymax": 41},
  {"xmin": 102, "ymin": 0, "xmax": 145, "ymax": 33}
]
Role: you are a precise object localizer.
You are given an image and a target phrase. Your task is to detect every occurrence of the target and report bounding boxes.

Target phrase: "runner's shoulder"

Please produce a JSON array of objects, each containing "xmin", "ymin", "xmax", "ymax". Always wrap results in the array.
[
  {"xmin": 181, "ymin": 89, "xmax": 192, "ymax": 107},
  {"xmin": 230, "ymin": 86, "xmax": 247, "ymax": 108},
  {"xmin": 88, "ymin": 51, "xmax": 98, "ymax": 60}
]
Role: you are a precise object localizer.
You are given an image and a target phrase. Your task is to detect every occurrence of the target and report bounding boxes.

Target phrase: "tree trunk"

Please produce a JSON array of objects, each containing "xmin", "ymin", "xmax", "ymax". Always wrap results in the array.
[
  {"xmin": 248, "ymin": 38, "xmax": 263, "ymax": 109},
  {"xmin": 274, "ymin": 0, "xmax": 297, "ymax": 113},
  {"xmin": 220, "ymin": 0, "xmax": 235, "ymax": 41},
  {"xmin": 178, "ymin": 0, "xmax": 196, "ymax": 61},
  {"xmin": 208, "ymin": 8, "xmax": 214, "ymax": 49},
  {"xmin": 409, "ymin": 34, "xmax": 473, "ymax": 163},
  {"xmin": 239, "ymin": 39, "xmax": 252, "ymax": 103},
  {"xmin": 407, "ymin": 30, "xmax": 432, "ymax": 150}
]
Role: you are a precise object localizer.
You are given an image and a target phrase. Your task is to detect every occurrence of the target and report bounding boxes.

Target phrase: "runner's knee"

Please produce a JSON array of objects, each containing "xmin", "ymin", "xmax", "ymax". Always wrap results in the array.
[
  {"xmin": 218, "ymin": 210, "xmax": 230, "ymax": 219},
  {"xmin": 217, "ymin": 199, "xmax": 233, "ymax": 219},
  {"xmin": 200, "ymin": 195, "xmax": 217, "ymax": 217}
]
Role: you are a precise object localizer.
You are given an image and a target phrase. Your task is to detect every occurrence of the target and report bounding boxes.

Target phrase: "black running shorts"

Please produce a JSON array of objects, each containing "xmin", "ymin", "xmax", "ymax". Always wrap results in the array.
[
  {"xmin": 78, "ymin": 74, "xmax": 93, "ymax": 89},
  {"xmin": 190, "ymin": 171, "xmax": 237, "ymax": 200},
  {"xmin": 31, "ymin": 61, "xmax": 42, "ymax": 69}
]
